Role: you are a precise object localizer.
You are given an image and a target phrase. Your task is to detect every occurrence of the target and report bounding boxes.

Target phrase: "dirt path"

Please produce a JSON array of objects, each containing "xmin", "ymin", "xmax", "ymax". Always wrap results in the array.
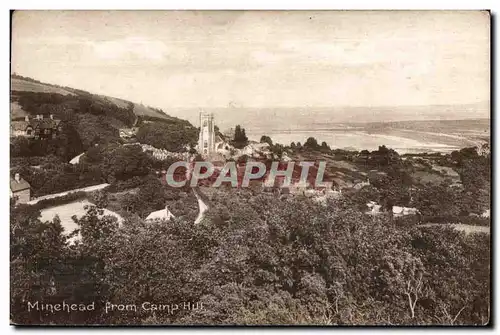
[
  {"xmin": 28, "ymin": 183, "xmax": 110, "ymax": 205},
  {"xmin": 193, "ymin": 188, "xmax": 208, "ymax": 224},
  {"xmin": 419, "ymin": 223, "xmax": 490, "ymax": 235}
]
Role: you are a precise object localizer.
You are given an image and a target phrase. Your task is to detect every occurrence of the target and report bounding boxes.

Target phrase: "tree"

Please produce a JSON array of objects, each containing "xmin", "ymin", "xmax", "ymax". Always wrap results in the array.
[
  {"xmin": 124, "ymin": 176, "xmax": 168, "ymax": 218},
  {"xmin": 451, "ymin": 147, "xmax": 478, "ymax": 165},
  {"xmin": 369, "ymin": 145, "xmax": 401, "ymax": 168},
  {"xmin": 270, "ymin": 143, "xmax": 285, "ymax": 159},
  {"xmin": 411, "ymin": 182, "xmax": 459, "ymax": 217},
  {"xmin": 232, "ymin": 125, "xmax": 249, "ymax": 149},
  {"xmin": 89, "ymin": 190, "xmax": 109, "ymax": 208},
  {"xmin": 54, "ymin": 122, "xmax": 84, "ymax": 160},
  {"xmin": 260, "ymin": 135, "xmax": 273, "ymax": 146},
  {"xmin": 320, "ymin": 141, "xmax": 331, "ymax": 152},
  {"xmin": 8, "ymin": 157, "xmax": 491, "ymax": 325},
  {"xmin": 304, "ymin": 137, "xmax": 320, "ymax": 150},
  {"xmin": 10, "ymin": 202, "xmax": 68, "ymax": 324},
  {"xmin": 101, "ymin": 145, "xmax": 151, "ymax": 182},
  {"xmin": 10, "ymin": 137, "xmax": 31, "ymax": 157},
  {"xmin": 349, "ymin": 185, "xmax": 381, "ymax": 211},
  {"xmin": 136, "ymin": 121, "xmax": 198, "ymax": 152}
]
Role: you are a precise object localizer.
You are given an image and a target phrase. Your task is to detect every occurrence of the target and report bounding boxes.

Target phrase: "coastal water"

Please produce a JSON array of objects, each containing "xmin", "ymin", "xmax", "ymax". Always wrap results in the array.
[
  {"xmin": 246, "ymin": 129, "xmax": 459, "ymax": 154},
  {"xmin": 169, "ymin": 106, "xmax": 489, "ymax": 154}
]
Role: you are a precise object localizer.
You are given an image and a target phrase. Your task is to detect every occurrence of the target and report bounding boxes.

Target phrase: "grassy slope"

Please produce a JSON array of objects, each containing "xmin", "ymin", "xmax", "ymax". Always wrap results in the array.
[
  {"xmin": 132, "ymin": 103, "xmax": 170, "ymax": 119},
  {"xmin": 10, "ymin": 101, "xmax": 28, "ymax": 119},
  {"xmin": 11, "ymin": 78, "xmax": 75, "ymax": 96},
  {"xmin": 11, "ymin": 76, "xmax": 171, "ymax": 121},
  {"xmin": 102, "ymin": 96, "xmax": 130, "ymax": 109}
]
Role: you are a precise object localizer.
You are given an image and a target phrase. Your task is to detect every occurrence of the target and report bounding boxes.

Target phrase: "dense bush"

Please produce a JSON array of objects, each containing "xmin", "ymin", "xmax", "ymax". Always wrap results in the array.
[
  {"xmin": 13, "ymin": 90, "xmax": 136, "ymax": 129},
  {"xmin": 10, "ymin": 189, "xmax": 490, "ymax": 325},
  {"xmin": 106, "ymin": 176, "xmax": 150, "ymax": 193},
  {"xmin": 10, "ymin": 155, "xmax": 64, "ymax": 168},
  {"xmin": 10, "ymin": 162, "xmax": 104, "ymax": 198},
  {"xmin": 10, "ymin": 121, "xmax": 83, "ymax": 161},
  {"xmin": 136, "ymin": 121, "xmax": 198, "ymax": 152},
  {"xmin": 11, "ymin": 143, "xmax": 157, "ymax": 199}
]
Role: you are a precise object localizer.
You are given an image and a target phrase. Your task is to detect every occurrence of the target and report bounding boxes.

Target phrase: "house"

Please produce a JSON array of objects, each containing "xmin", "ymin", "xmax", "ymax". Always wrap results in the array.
[
  {"xmin": 10, "ymin": 173, "xmax": 31, "ymax": 204},
  {"xmin": 145, "ymin": 206, "xmax": 175, "ymax": 222},
  {"xmin": 366, "ymin": 201, "xmax": 382, "ymax": 215},
  {"xmin": 69, "ymin": 152, "xmax": 85, "ymax": 165},
  {"xmin": 392, "ymin": 206, "xmax": 420, "ymax": 217},
  {"xmin": 353, "ymin": 179, "xmax": 370, "ymax": 190},
  {"xmin": 331, "ymin": 177, "xmax": 353, "ymax": 190},
  {"xmin": 119, "ymin": 127, "xmax": 138, "ymax": 139},
  {"xmin": 10, "ymin": 114, "xmax": 62, "ymax": 139}
]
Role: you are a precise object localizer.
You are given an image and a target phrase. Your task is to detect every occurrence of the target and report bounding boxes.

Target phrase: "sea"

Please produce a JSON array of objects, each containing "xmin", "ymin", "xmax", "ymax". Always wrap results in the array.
[{"xmin": 167, "ymin": 105, "xmax": 490, "ymax": 154}]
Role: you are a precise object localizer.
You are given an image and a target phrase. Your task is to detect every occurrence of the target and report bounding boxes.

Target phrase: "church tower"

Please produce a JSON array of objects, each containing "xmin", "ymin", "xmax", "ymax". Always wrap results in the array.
[{"xmin": 198, "ymin": 111, "xmax": 215, "ymax": 157}]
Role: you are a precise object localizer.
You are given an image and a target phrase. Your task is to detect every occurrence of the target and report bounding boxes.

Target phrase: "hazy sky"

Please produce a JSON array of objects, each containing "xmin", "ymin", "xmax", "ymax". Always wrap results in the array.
[{"xmin": 12, "ymin": 10, "xmax": 490, "ymax": 109}]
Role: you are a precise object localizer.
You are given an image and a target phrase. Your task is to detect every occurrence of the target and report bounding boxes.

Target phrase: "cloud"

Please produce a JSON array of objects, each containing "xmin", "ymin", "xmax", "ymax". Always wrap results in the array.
[
  {"xmin": 11, "ymin": 11, "xmax": 489, "ymax": 109},
  {"xmin": 89, "ymin": 37, "xmax": 170, "ymax": 61},
  {"xmin": 250, "ymin": 50, "xmax": 289, "ymax": 64}
]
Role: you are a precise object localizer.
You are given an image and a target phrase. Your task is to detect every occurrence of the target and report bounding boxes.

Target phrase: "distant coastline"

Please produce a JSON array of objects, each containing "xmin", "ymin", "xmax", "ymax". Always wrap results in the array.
[
  {"xmin": 165, "ymin": 105, "xmax": 489, "ymax": 154},
  {"xmin": 245, "ymin": 118, "xmax": 490, "ymax": 154}
]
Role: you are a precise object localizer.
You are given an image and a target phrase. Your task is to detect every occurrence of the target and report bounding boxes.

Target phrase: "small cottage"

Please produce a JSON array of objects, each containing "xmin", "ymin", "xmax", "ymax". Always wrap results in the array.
[{"xmin": 10, "ymin": 173, "xmax": 31, "ymax": 204}]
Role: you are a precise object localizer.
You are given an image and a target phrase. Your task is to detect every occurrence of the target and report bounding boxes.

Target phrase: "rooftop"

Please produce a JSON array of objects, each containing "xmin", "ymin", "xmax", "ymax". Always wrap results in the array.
[
  {"xmin": 10, "ymin": 176, "xmax": 30, "ymax": 192},
  {"xmin": 145, "ymin": 207, "xmax": 175, "ymax": 222},
  {"xmin": 10, "ymin": 116, "xmax": 61, "ymax": 131}
]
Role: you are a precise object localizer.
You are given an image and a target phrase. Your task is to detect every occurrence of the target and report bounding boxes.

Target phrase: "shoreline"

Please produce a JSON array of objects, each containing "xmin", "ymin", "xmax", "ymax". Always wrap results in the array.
[{"xmin": 246, "ymin": 130, "xmax": 469, "ymax": 154}]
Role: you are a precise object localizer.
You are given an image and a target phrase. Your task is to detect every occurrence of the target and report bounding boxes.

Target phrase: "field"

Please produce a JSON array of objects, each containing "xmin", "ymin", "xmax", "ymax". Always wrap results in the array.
[
  {"xmin": 103, "ymin": 96, "xmax": 131, "ymax": 109},
  {"xmin": 11, "ymin": 76, "xmax": 171, "ymax": 121},
  {"xmin": 11, "ymin": 78, "xmax": 75, "ymax": 95},
  {"xmin": 10, "ymin": 102, "xmax": 28, "ymax": 119},
  {"xmin": 133, "ymin": 103, "xmax": 170, "ymax": 119},
  {"xmin": 411, "ymin": 170, "xmax": 447, "ymax": 184},
  {"xmin": 39, "ymin": 200, "xmax": 123, "ymax": 235}
]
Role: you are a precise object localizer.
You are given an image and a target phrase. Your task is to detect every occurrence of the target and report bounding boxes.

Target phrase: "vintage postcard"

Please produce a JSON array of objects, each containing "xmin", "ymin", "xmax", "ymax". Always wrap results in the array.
[{"xmin": 10, "ymin": 10, "xmax": 490, "ymax": 326}]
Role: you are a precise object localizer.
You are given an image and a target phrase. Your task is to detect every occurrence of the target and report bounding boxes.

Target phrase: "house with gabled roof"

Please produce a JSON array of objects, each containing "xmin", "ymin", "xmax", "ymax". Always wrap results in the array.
[{"xmin": 10, "ymin": 114, "xmax": 62, "ymax": 139}]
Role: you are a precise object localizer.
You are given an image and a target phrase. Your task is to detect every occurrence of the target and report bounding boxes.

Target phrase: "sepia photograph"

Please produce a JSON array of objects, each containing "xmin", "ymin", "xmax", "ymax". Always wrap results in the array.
[{"xmin": 9, "ymin": 10, "xmax": 491, "ymax": 326}]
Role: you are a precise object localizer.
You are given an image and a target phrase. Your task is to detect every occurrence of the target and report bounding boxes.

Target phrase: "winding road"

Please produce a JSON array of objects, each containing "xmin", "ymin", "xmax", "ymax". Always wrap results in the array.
[{"xmin": 193, "ymin": 188, "xmax": 208, "ymax": 224}]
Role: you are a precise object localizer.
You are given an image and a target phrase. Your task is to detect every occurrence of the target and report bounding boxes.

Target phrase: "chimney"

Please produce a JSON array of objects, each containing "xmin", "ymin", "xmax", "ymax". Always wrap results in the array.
[
  {"xmin": 14, "ymin": 173, "xmax": 20, "ymax": 183},
  {"xmin": 50, "ymin": 114, "xmax": 54, "ymax": 120},
  {"xmin": 25, "ymin": 115, "xmax": 29, "ymax": 122}
]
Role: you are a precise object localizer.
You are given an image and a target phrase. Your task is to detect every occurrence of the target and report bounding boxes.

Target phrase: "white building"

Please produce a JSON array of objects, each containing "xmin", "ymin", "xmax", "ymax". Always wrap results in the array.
[
  {"xmin": 392, "ymin": 206, "xmax": 420, "ymax": 217},
  {"xmin": 145, "ymin": 206, "xmax": 175, "ymax": 222},
  {"xmin": 198, "ymin": 112, "xmax": 216, "ymax": 157}
]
